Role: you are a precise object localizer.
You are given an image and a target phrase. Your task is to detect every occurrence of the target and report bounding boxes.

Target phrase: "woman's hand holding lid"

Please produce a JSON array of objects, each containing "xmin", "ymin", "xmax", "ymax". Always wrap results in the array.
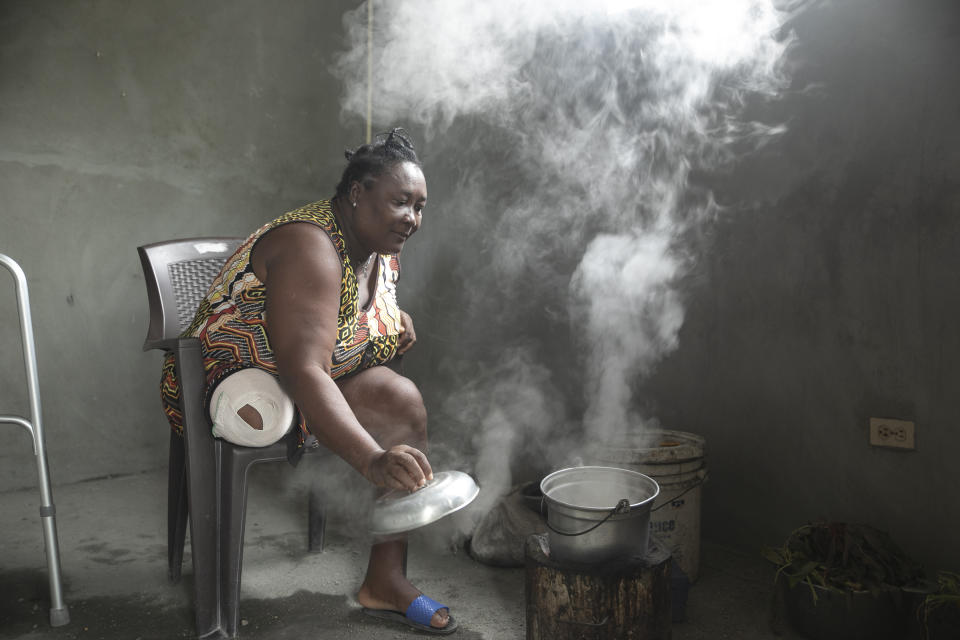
[{"xmin": 364, "ymin": 444, "xmax": 434, "ymax": 491}]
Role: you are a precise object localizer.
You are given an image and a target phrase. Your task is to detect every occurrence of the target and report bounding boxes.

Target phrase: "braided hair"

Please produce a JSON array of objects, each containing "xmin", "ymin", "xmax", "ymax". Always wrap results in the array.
[{"xmin": 334, "ymin": 128, "xmax": 422, "ymax": 198}]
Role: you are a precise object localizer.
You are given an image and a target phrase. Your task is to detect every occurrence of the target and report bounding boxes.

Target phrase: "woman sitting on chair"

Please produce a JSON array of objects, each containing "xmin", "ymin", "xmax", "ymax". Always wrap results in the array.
[{"xmin": 161, "ymin": 128, "xmax": 454, "ymax": 634}]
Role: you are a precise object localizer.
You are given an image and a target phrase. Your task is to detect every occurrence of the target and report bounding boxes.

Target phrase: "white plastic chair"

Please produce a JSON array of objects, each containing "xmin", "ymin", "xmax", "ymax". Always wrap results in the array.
[{"xmin": 0, "ymin": 254, "xmax": 70, "ymax": 627}]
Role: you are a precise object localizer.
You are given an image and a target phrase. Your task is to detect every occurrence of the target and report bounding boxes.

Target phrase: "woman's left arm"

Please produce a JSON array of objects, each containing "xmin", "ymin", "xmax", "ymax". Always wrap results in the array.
[{"xmin": 398, "ymin": 310, "xmax": 416, "ymax": 355}]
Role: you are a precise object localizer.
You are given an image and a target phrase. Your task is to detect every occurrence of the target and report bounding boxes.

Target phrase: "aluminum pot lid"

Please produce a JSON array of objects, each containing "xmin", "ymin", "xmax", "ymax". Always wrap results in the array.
[{"xmin": 369, "ymin": 470, "xmax": 480, "ymax": 536}]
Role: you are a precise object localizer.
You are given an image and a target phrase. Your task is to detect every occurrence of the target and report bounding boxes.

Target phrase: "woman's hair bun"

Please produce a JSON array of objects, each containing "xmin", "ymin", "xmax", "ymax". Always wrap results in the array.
[{"xmin": 335, "ymin": 127, "xmax": 421, "ymax": 197}]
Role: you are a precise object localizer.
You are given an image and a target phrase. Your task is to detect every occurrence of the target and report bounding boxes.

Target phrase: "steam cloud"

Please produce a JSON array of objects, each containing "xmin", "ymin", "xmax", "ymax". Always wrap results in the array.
[{"xmin": 333, "ymin": 1, "xmax": 799, "ymax": 502}]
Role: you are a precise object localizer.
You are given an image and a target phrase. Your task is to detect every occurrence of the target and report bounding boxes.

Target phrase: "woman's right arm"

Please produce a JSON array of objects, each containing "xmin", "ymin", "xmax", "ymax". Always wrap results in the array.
[{"xmin": 250, "ymin": 222, "xmax": 430, "ymax": 491}]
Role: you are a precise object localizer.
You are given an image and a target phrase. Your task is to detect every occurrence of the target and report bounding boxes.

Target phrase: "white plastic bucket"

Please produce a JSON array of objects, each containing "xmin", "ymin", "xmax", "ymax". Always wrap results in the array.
[{"xmin": 591, "ymin": 430, "xmax": 707, "ymax": 582}]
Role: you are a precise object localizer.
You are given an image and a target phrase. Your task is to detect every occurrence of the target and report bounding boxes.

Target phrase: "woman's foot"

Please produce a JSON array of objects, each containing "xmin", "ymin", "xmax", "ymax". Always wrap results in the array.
[{"xmin": 357, "ymin": 580, "xmax": 451, "ymax": 630}]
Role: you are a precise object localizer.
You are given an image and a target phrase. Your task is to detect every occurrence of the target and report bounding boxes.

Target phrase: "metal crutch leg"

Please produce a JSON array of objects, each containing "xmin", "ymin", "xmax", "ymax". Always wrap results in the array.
[{"xmin": 0, "ymin": 254, "xmax": 70, "ymax": 627}]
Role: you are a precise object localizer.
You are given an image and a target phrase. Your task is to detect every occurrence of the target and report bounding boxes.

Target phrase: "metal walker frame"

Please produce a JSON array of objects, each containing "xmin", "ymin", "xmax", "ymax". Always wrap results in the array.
[{"xmin": 0, "ymin": 254, "xmax": 70, "ymax": 627}]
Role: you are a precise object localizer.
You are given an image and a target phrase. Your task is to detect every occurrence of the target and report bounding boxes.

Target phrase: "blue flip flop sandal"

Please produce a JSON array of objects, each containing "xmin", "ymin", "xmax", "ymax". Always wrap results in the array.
[{"xmin": 362, "ymin": 594, "xmax": 458, "ymax": 635}]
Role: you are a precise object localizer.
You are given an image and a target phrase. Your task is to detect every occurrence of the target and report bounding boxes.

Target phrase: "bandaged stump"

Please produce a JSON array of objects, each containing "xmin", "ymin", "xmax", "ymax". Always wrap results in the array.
[{"xmin": 524, "ymin": 534, "xmax": 671, "ymax": 640}]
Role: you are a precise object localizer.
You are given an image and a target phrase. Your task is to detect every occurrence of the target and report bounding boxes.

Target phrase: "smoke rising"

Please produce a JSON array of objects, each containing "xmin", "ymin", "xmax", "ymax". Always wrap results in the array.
[{"xmin": 333, "ymin": 1, "xmax": 798, "ymax": 502}]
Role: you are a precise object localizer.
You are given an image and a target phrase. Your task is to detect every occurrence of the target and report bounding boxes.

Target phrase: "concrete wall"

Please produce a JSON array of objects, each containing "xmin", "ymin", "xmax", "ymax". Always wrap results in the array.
[
  {"xmin": 644, "ymin": 0, "xmax": 960, "ymax": 571},
  {"xmin": 0, "ymin": 0, "xmax": 361, "ymax": 488},
  {"xmin": 1, "ymin": 0, "xmax": 958, "ymax": 575}
]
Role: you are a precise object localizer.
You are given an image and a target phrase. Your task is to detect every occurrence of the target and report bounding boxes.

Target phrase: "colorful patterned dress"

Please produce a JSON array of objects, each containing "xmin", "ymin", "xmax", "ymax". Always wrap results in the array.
[{"xmin": 160, "ymin": 200, "xmax": 404, "ymax": 450}]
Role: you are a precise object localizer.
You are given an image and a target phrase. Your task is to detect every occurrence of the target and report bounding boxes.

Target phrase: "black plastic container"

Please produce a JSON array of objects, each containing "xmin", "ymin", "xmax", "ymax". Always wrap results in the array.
[{"xmin": 782, "ymin": 581, "xmax": 917, "ymax": 640}]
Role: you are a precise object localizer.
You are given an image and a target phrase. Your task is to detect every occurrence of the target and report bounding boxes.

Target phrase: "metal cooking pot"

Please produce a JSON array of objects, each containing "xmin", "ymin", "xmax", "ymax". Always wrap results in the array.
[{"xmin": 540, "ymin": 466, "xmax": 659, "ymax": 564}]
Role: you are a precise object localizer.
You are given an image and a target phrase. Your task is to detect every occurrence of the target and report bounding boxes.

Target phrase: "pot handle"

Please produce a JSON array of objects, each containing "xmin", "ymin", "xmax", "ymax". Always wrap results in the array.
[{"xmin": 541, "ymin": 498, "xmax": 631, "ymax": 537}]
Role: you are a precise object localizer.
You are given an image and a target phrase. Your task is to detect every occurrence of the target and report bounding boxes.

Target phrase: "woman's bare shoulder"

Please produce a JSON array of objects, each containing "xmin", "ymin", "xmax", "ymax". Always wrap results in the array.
[{"xmin": 251, "ymin": 221, "xmax": 340, "ymax": 283}]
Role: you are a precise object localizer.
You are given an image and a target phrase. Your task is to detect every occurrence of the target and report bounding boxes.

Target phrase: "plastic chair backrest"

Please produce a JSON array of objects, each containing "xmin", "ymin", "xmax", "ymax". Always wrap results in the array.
[{"xmin": 138, "ymin": 238, "xmax": 242, "ymax": 351}]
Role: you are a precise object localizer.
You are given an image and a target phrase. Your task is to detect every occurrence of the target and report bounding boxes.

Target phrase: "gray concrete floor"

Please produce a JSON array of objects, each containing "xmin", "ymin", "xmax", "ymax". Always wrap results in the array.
[{"xmin": 0, "ymin": 465, "xmax": 827, "ymax": 639}]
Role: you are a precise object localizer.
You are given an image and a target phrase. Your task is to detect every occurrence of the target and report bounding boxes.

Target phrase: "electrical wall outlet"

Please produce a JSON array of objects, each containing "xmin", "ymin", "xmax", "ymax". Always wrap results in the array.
[{"xmin": 869, "ymin": 418, "xmax": 915, "ymax": 450}]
